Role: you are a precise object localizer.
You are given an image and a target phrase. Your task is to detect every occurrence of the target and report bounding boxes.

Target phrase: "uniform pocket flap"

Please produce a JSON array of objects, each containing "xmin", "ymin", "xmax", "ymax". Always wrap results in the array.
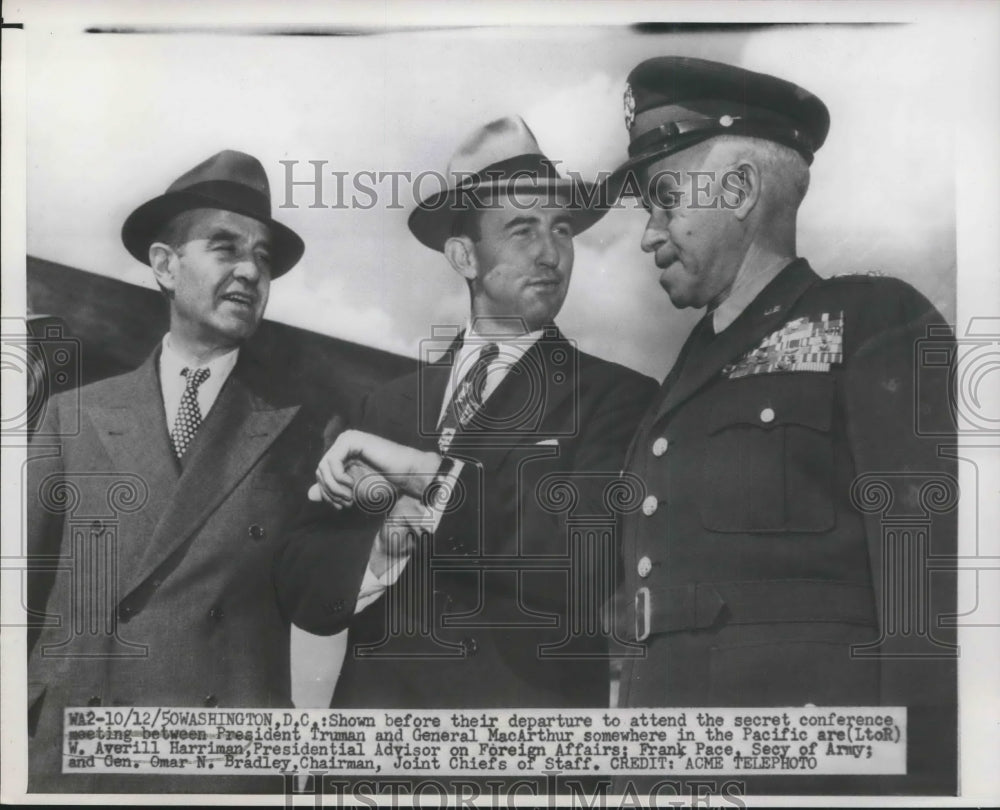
[{"xmin": 706, "ymin": 374, "xmax": 834, "ymax": 434}]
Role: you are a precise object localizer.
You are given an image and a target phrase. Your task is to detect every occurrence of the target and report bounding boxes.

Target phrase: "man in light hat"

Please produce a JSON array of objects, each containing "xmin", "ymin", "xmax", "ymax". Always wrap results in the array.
[
  {"xmin": 25, "ymin": 150, "xmax": 372, "ymax": 792},
  {"xmin": 277, "ymin": 117, "xmax": 656, "ymax": 711},
  {"xmin": 610, "ymin": 57, "xmax": 956, "ymax": 793}
]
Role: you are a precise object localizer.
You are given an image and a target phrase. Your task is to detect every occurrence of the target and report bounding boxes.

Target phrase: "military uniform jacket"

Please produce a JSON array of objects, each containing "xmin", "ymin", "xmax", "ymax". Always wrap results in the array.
[
  {"xmin": 26, "ymin": 348, "xmax": 372, "ymax": 793},
  {"xmin": 617, "ymin": 260, "xmax": 956, "ymax": 792},
  {"xmin": 278, "ymin": 327, "xmax": 656, "ymax": 709}
]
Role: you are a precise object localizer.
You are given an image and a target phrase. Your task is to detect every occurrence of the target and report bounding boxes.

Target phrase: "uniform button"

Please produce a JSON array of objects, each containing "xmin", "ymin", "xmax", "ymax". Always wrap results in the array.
[
  {"xmin": 637, "ymin": 556, "xmax": 653, "ymax": 578},
  {"xmin": 248, "ymin": 524, "xmax": 266, "ymax": 541},
  {"xmin": 203, "ymin": 694, "xmax": 218, "ymax": 708},
  {"xmin": 208, "ymin": 607, "xmax": 225, "ymax": 621},
  {"xmin": 325, "ymin": 599, "xmax": 345, "ymax": 614},
  {"xmin": 651, "ymin": 437, "xmax": 669, "ymax": 457},
  {"xmin": 460, "ymin": 637, "xmax": 478, "ymax": 656},
  {"xmin": 641, "ymin": 495, "xmax": 658, "ymax": 516},
  {"xmin": 760, "ymin": 407, "xmax": 776, "ymax": 424},
  {"xmin": 87, "ymin": 695, "xmax": 102, "ymax": 707}
]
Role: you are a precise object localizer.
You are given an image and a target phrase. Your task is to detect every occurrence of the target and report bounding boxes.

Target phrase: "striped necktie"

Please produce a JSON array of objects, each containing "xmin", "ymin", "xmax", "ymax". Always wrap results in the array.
[{"xmin": 437, "ymin": 342, "xmax": 500, "ymax": 453}]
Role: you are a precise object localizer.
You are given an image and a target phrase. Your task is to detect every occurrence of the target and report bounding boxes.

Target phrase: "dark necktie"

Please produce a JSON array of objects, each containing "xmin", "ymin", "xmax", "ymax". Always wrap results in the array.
[
  {"xmin": 171, "ymin": 366, "xmax": 211, "ymax": 460},
  {"xmin": 437, "ymin": 342, "xmax": 500, "ymax": 453}
]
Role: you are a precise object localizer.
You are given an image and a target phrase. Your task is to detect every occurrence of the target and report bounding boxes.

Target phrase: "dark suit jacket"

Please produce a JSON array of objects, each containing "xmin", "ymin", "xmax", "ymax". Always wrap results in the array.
[
  {"xmin": 25, "ymin": 347, "xmax": 372, "ymax": 793},
  {"xmin": 278, "ymin": 326, "xmax": 656, "ymax": 708},
  {"xmin": 616, "ymin": 260, "xmax": 957, "ymax": 794}
]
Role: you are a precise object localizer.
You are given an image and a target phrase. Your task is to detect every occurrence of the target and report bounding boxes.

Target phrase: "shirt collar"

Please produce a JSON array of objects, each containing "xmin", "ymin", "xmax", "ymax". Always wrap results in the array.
[
  {"xmin": 462, "ymin": 319, "xmax": 545, "ymax": 356},
  {"xmin": 160, "ymin": 333, "xmax": 240, "ymax": 381}
]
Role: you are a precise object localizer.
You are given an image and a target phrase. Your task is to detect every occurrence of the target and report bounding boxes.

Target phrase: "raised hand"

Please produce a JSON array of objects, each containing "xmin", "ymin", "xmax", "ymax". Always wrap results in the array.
[{"xmin": 308, "ymin": 429, "xmax": 442, "ymax": 509}]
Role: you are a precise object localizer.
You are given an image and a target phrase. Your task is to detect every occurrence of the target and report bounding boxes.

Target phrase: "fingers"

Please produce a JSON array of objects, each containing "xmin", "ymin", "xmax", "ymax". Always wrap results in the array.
[{"xmin": 313, "ymin": 433, "xmax": 359, "ymax": 509}]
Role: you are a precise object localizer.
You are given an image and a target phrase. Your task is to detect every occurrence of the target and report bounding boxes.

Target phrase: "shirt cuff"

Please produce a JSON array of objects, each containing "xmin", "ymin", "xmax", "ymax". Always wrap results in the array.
[
  {"xmin": 355, "ymin": 551, "xmax": 410, "ymax": 613},
  {"xmin": 352, "ymin": 458, "xmax": 464, "ymax": 614}
]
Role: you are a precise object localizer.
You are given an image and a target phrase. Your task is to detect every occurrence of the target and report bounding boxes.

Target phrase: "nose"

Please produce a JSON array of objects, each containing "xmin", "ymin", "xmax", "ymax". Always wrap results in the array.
[
  {"xmin": 640, "ymin": 212, "xmax": 668, "ymax": 254},
  {"xmin": 536, "ymin": 230, "xmax": 560, "ymax": 270},
  {"xmin": 232, "ymin": 251, "xmax": 264, "ymax": 284}
]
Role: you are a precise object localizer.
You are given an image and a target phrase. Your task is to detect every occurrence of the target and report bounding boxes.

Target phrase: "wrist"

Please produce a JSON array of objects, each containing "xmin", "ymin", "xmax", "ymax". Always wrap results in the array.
[
  {"xmin": 420, "ymin": 454, "xmax": 460, "ymax": 509},
  {"xmin": 400, "ymin": 451, "xmax": 442, "ymax": 499}
]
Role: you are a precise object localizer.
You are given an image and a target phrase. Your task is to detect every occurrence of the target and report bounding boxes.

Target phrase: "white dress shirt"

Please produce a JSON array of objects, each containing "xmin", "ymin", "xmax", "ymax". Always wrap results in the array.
[
  {"xmin": 159, "ymin": 334, "xmax": 240, "ymax": 431},
  {"xmin": 354, "ymin": 323, "xmax": 545, "ymax": 611},
  {"xmin": 436, "ymin": 326, "xmax": 546, "ymax": 424}
]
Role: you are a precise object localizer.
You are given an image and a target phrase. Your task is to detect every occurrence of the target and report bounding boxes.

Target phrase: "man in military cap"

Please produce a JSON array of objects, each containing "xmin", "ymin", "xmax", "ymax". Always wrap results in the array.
[
  {"xmin": 610, "ymin": 57, "xmax": 957, "ymax": 793},
  {"xmin": 26, "ymin": 150, "xmax": 372, "ymax": 792},
  {"xmin": 278, "ymin": 116, "xmax": 656, "ymax": 714}
]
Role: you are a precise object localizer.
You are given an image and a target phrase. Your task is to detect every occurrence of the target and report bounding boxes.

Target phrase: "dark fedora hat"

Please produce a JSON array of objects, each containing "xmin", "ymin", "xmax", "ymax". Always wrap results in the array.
[
  {"xmin": 408, "ymin": 116, "xmax": 607, "ymax": 252},
  {"xmin": 121, "ymin": 149, "xmax": 304, "ymax": 278},
  {"xmin": 610, "ymin": 57, "xmax": 830, "ymax": 195}
]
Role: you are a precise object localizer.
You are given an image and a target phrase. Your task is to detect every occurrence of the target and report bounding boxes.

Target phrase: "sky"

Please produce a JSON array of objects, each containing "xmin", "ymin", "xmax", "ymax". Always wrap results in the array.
[{"xmin": 24, "ymin": 21, "xmax": 965, "ymax": 379}]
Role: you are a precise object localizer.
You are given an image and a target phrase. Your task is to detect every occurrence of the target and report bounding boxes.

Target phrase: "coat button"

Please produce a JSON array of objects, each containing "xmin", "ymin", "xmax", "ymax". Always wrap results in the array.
[
  {"xmin": 651, "ymin": 437, "xmax": 669, "ymax": 457},
  {"xmin": 204, "ymin": 694, "xmax": 218, "ymax": 707},
  {"xmin": 119, "ymin": 604, "xmax": 134, "ymax": 623},
  {"xmin": 248, "ymin": 524, "xmax": 266, "ymax": 541},
  {"xmin": 325, "ymin": 599, "xmax": 345, "ymax": 614},
  {"xmin": 641, "ymin": 495, "xmax": 658, "ymax": 516},
  {"xmin": 87, "ymin": 695, "xmax": 102, "ymax": 707},
  {"xmin": 460, "ymin": 637, "xmax": 478, "ymax": 656},
  {"xmin": 760, "ymin": 407, "xmax": 776, "ymax": 424},
  {"xmin": 637, "ymin": 556, "xmax": 653, "ymax": 578},
  {"xmin": 208, "ymin": 607, "xmax": 225, "ymax": 621}
]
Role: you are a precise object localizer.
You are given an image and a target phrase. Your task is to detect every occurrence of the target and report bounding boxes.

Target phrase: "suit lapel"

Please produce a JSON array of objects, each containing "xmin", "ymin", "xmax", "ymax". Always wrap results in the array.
[
  {"xmin": 453, "ymin": 328, "xmax": 575, "ymax": 459},
  {"xmin": 85, "ymin": 352, "xmax": 180, "ymax": 581},
  {"xmin": 417, "ymin": 349, "xmax": 455, "ymax": 447},
  {"xmin": 651, "ymin": 259, "xmax": 821, "ymax": 425},
  {"xmin": 124, "ymin": 356, "xmax": 300, "ymax": 596},
  {"xmin": 389, "ymin": 328, "xmax": 575, "ymax": 458}
]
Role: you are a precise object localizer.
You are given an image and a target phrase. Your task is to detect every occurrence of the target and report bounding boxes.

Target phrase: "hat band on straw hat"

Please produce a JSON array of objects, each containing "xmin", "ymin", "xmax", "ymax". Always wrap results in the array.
[{"xmin": 456, "ymin": 153, "xmax": 562, "ymax": 187}]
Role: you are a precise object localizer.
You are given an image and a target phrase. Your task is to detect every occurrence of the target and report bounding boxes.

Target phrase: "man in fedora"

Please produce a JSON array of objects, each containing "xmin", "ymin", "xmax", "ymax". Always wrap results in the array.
[
  {"xmin": 277, "ymin": 116, "xmax": 656, "ymax": 711},
  {"xmin": 609, "ymin": 57, "xmax": 957, "ymax": 793},
  {"xmin": 25, "ymin": 150, "xmax": 372, "ymax": 792}
]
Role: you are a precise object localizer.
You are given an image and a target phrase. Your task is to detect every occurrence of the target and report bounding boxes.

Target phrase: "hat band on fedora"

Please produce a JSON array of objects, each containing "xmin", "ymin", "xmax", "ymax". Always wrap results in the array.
[
  {"xmin": 176, "ymin": 179, "xmax": 272, "ymax": 220},
  {"xmin": 458, "ymin": 153, "xmax": 563, "ymax": 188}
]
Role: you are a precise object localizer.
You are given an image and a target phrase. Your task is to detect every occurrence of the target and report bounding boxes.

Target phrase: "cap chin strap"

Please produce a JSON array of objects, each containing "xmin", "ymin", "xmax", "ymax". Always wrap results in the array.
[{"xmin": 628, "ymin": 116, "xmax": 815, "ymax": 166}]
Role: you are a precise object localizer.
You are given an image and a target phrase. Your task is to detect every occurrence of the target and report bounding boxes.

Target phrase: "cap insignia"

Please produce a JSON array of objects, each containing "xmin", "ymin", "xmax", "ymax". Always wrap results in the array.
[{"xmin": 623, "ymin": 83, "xmax": 636, "ymax": 131}]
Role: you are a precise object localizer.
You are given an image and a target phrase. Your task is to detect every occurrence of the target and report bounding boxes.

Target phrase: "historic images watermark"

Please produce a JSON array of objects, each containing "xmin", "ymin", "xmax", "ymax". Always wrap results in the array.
[{"xmin": 278, "ymin": 161, "xmax": 747, "ymax": 213}]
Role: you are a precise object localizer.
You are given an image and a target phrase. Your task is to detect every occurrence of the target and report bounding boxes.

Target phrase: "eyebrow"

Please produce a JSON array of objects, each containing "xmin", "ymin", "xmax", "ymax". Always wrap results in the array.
[
  {"xmin": 502, "ymin": 214, "xmax": 573, "ymax": 231},
  {"xmin": 206, "ymin": 229, "xmax": 272, "ymax": 250},
  {"xmin": 503, "ymin": 216, "xmax": 540, "ymax": 231}
]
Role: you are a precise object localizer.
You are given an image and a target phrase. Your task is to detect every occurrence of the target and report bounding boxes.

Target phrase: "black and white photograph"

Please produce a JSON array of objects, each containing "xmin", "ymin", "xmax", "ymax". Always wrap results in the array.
[{"xmin": 1, "ymin": 1, "xmax": 998, "ymax": 806}]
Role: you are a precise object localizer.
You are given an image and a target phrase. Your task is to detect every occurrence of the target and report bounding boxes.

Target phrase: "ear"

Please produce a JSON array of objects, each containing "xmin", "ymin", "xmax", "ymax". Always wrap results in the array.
[
  {"xmin": 723, "ymin": 160, "xmax": 762, "ymax": 222},
  {"xmin": 148, "ymin": 243, "xmax": 178, "ymax": 293},
  {"xmin": 444, "ymin": 236, "xmax": 479, "ymax": 283}
]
